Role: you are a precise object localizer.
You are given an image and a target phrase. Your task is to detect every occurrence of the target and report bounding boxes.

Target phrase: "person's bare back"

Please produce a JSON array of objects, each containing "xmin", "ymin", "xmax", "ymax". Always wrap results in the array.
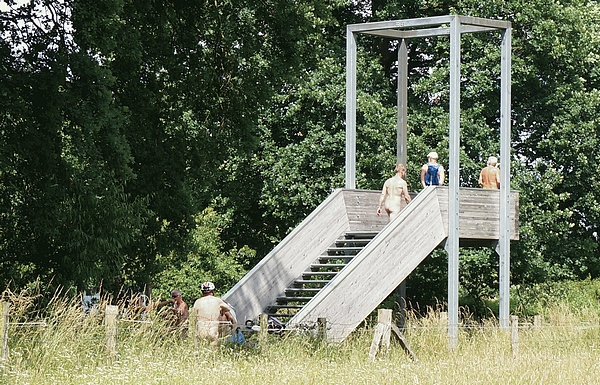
[
  {"xmin": 479, "ymin": 156, "xmax": 500, "ymax": 189},
  {"xmin": 193, "ymin": 282, "xmax": 236, "ymax": 344},
  {"xmin": 377, "ymin": 164, "xmax": 411, "ymax": 220}
]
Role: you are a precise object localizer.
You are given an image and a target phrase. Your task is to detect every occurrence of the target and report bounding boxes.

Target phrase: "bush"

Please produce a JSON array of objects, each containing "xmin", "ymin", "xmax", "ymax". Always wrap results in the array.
[{"xmin": 151, "ymin": 207, "xmax": 252, "ymax": 304}]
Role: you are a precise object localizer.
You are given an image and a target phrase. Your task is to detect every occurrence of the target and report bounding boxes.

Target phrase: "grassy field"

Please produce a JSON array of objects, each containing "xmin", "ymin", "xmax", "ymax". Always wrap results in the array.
[{"xmin": 1, "ymin": 289, "xmax": 600, "ymax": 385}]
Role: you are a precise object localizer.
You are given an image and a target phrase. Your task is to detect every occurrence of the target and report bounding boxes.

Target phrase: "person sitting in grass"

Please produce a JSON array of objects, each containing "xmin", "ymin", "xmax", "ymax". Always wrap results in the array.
[
  {"xmin": 156, "ymin": 289, "xmax": 189, "ymax": 332},
  {"xmin": 192, "ymin": 282, "xmax": 236, "ymax": 345}
]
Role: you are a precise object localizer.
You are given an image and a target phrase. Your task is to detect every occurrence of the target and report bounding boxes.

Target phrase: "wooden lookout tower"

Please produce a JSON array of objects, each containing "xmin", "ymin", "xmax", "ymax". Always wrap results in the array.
[{"xmin": 223, "ymin": 15, "xmax": 517, "ymax": 346}]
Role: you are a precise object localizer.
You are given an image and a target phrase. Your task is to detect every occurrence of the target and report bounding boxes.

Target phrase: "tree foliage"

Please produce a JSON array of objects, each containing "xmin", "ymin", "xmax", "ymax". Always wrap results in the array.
[
  {"xmin": 151, "ymin": 207, "xmax": 252, "ymax": 303},
  {"xmin": 0, "ymin": 0, "xmax": 146, "ymax": 289},
  {"xmin": 1, "ymin": 0, "xmax": 600, "ymax": 313}
]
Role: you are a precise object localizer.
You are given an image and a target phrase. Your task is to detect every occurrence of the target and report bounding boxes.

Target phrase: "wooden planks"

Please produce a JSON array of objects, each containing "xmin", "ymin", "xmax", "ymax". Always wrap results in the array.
[
  {"xmin": 223, "ymin": 186, "xmax": 520, "ymax": 333},
  {"xmin": 287, "ymin": 186, "xmax": 520, "ymax": 342},
  {"xmin": 343, "ymin": 189, "xmax": 389, "ymax": 231},
  {"xmin": 222, "ymin": 189, "xmax": 351, "ymax": 324},
  {"xmin": 288, "ymin": 187, "xmax": 447, "ymax": 341},
  {"xmin": 436, "ymin": 187, "xmax": 519, "ymax": 240}
]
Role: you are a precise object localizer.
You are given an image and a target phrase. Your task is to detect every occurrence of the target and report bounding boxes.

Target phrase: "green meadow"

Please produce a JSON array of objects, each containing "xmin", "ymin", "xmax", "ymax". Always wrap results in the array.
[{"xmin": 1, "ymin": 280, "xmax": 600, "ymax": 385}]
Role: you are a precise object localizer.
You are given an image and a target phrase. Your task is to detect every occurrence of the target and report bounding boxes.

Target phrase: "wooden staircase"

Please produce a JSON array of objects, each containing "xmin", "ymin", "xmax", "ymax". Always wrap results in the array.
[
  {"xmin": 265, "ymin": 231, "xmax": 378, "ymax": 321},
  {"xmin": 223, "ymin": 187, "xmax": 519, "ymax": 342}
]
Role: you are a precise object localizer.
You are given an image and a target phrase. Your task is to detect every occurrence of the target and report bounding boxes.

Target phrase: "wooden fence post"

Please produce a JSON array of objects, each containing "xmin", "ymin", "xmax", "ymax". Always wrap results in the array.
[
  {"xmin": 533, "ymin": 315, "xmax": 542, "ymax": 328},
  {"xmin": 105, "ymin": 305, "xmax": 119, "ymax": 355},
  {"xmin": 510, "ymin": 315, "xmax": 519, "ymax": 357},
  {"xmin": 259, "ymin": 314, "xmax": 268, "ymax": 345},
  {"xmin": 369, "ymin": 309, "xmax": 392, "ymax": 361},
  {"xmin": 188, "ymin": 307, "xmax": 198, "ymax": 354},
  {"xmin": 380, "ymin": 309, "xmax": 392, "ymax": 353},
  {"xmin": 317, "ymin": 317, "xmax": 327, "ymax": 341},
  {"xmin": 439, "ymin": 311, "xmax": 448, "ymax": 326},
  {"xmin": 1, "ymin": 301, "xmax": 9, "ymax": 360}
]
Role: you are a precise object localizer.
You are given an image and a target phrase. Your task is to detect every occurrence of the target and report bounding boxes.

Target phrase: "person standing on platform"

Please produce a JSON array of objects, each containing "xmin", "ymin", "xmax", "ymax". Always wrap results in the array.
[
  {"xmin": 377, "ymin": 163, "xmax": 412, "ymax": 220},
  {"xmin": 420, "ymin": 151, "xmax": 445, "ymax": 187},
  {"xmin": 479, "ymin": 156, "xmax": 500, "ymax": 189}
]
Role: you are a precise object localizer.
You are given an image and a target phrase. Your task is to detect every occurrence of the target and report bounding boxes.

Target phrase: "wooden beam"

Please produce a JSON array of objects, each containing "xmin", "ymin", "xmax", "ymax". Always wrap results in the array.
[{"xmin": 391, "ymin": 324, "xmax": 417, "ymax": 361}]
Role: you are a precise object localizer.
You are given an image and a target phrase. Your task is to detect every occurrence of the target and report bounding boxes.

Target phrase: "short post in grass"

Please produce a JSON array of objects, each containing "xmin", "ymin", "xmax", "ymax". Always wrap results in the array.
[
  {"xmin": 439, "ymin": 311, "xmax": 448, "ymax": 326},
  {"xmin": 510, "ymin": 315, "xmax": 519, "ymax": 357},
  {"xmin": 317, "ymin": 317, "xmax": 327, "ymax": 341},
  {"xmin": 1, "ymin": 301, "xmax": 9, "ymax": 360},
  {"xmin": 188, "ymin": 307, "xmax": 198, "ymax": 354},
  {"xmin": 259, "ymin": 313, "xmax": 268, "ymax": 345},
  {"xmin": 369, "ymin": 309, "xmax": 392, "ymax": 360},
  {"xmin": 105, "ymin": 305, "xmax": 119, "ymax": 356},
  {"xmin": 533, "ymin": 315, "xmax": 542, "ymax": 327}
]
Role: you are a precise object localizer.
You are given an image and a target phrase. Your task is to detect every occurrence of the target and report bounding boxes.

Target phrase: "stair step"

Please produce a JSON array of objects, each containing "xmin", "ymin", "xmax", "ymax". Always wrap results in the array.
[
  {"xmin": 267, "ymin": 304, "xmax": 304, "ymax": 310},
  {"xmin": 292, "ymin": 279, "xmax": 330, "ymax": 285},
  {"xmin": 318, "ymin": 255, "xmax": 354, "ymax": 262},
  {"xmin": 262, "ymin": 312, "xmax": 294, "ymax": 319},
  {"xmin": 302, "ymin": 271, "xmax": 337, "ymax": 278},
  {"xmin": 310, "ymin": 263, "xmax": 347, "ymax": 270},
  {"xmin": 344, "ymin": 231, "xmax": 378, "ymax": 239},
  {"xmin": 335, "ymin": 239, "xmax": 371, "ymax": 247},
  {"xmin": 326, "ymin": 246, "xmax": 363, "ymax": 254},
  {"xmin": 276, "ymin": 296, "xmax": 313, "ymax": 304},
  {"xmin": 285, "ymin": 287, "xmax": 321, "ymax": 293}
]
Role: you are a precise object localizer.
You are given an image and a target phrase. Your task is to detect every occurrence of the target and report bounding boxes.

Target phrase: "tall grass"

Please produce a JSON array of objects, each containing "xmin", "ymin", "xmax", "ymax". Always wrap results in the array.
[{"xmin": 1, "ymin": 285, "xmax": 600, "ymax": 385}]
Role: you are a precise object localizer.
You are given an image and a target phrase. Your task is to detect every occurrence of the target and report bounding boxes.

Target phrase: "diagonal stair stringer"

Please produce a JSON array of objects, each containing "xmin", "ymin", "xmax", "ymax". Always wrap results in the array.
[
  {"xmin": 222, "ymin": 189, "xmax": 388, "ymax": 325},
  {"xmin": 286, "ymin": 186, "xmax": 447, "ymax": 342}
]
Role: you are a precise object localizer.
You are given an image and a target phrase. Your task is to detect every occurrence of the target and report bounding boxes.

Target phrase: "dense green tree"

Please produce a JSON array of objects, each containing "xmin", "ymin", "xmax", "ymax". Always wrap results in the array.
[
  {"xmin": 96, "ymin": 0, "xmax": 351, "ymax": 287},
  {"xmin": 249, "ymin": 0, "xmax": 600, "ymax": 312},
  {"xmin": 2, "ymin": 0, "xmax": 600, "ymax": 314},
  {"xmin": 1, "ymin": 0, "xmax": 351, "ymax": 292},
  {"xmin": 506, "ymin": 0, "xmax": 600, "ymax": 282},
  {"xmin": 213, "ymin": 0, "xmax": 354, "ymax": 259},
  {"xmin": 151, "ymin": 207, "xmax": 252, "ymax": 303},
  {"xmin": 0, "ymin": 0, "xmax": 145, "ymax": 289},
  {"xmin": 381, "ymin": 0, "xmax": 600, "ymax": 308}
]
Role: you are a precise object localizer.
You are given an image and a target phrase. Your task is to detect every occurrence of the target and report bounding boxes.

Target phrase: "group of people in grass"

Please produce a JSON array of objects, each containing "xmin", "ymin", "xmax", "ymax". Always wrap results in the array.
[{"xmin": 156, "ymin": 281, "xmax": 236, "ymax": 345}]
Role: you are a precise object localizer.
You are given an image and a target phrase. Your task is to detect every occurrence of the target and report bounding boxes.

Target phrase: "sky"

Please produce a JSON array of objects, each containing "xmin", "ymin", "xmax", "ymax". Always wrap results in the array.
[{"xmin": 1, "ymin": 0, "xmax": 30, "ymax": 12}]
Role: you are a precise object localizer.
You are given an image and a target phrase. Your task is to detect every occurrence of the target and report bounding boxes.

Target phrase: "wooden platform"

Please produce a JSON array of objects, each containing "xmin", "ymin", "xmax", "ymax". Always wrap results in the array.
[{"xmin": 222, "ymin": 186, "xmax": 519, "ymax": 340}]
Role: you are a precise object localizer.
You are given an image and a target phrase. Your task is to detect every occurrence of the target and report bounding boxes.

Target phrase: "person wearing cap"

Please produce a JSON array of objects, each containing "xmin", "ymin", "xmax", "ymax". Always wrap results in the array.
[
  {"xmin": 420, "ymin": 151, "xmax": 445, "ymax": 188},
  {"xmin": 377, "ymin": 163, "xmax": 412, "ymax": 220},
  {"xmin": 192, "ymin": 281, "xmax": 236, "ymax": 344},
  {"xmin": 479, "ymin": 156, "xmax": 500, "ymax": 189}
]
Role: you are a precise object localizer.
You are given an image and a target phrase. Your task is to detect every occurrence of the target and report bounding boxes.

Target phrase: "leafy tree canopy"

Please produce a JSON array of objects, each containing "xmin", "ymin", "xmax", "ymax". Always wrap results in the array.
[{"xmin": 1, "ymin": 0, "xmax": 599, "ymax": 314}]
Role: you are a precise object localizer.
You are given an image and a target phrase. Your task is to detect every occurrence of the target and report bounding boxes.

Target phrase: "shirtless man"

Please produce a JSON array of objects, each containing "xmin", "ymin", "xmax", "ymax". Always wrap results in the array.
[
  {"xmin": 478, "ymin": 156, "xmax": 500, "ymax": 189},
  {"xmin": 377, "ymin": 163, "xmax": 412, "ymax": 220},
  {"xmin": 193, "ymin": 281, "xmax": 236, "ymax": 345},
  {"xmin": 156, "ymin": 289, "xmax": 189, "ymax": 328}
]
